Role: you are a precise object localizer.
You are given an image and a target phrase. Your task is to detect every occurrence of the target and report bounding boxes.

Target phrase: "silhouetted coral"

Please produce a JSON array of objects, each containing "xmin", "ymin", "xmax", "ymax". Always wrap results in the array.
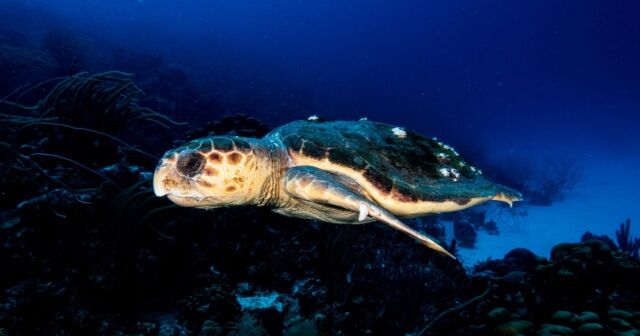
[
  {"xmin": 485, "ymin": 156, "xmax": 582, "ymax": 206},
  {"xmin": 0, "ymin": 43, "xmax": 57, "ymax": 95},
  {"xmin": 581, "ymin": 231, "xmax": 618, "ymax": 250},
  {"xmin": 41, "ymin": 27, "xmax": 86, "ymax": 75},
  {"xmin": 454, "ymin": 221, "xmax": 477, "ymax": 248},
  {"xmin": 616, "ymin": 219, "xmax": 640, "ymax": 258},
  {"xmin": 182, "ymin": 114, "xmax": 272, "ymax": 140},
  {"xmin": 463, "ymin": 241, "xmax": 640, "ymax": 336}
]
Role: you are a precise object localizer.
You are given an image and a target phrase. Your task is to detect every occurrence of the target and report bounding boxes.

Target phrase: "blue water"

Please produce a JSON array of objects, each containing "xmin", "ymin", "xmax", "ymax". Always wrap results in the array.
[
  {"xmin": 2, "ymin": 1, "xmax": 640, "ymax": 334},
  {"xmin": 6, "ymin": 0, "xmax": 639, "ymax": 150}
]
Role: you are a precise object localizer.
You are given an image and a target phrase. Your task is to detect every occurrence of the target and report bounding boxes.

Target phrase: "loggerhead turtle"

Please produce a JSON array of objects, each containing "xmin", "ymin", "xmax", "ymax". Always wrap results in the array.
[{"xmin": 153, "ymin": 118, "xmax": 522, "ymax": 259}]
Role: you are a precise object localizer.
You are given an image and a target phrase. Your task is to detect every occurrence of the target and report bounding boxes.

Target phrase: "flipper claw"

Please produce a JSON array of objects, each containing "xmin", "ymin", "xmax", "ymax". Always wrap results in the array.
[{"xmin": 358, "ymin": 203, "xmax": 368, "ymax": 221}]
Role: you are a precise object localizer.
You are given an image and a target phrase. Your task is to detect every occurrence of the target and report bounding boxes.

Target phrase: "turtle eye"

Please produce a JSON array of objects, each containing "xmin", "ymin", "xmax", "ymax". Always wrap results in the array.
[{"xmin": 176, "ymin": 151, "xmax": 205, "ymax": 177}]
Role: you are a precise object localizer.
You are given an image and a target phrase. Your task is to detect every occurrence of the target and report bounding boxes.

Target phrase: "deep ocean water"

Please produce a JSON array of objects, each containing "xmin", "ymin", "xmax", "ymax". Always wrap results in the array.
[{"xmin": 1, "ymin": 1, "xmax": 639, "ymax": 335}]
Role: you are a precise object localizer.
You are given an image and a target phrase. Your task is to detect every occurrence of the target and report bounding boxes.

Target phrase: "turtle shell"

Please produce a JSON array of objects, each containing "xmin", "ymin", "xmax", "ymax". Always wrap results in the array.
[{"xmin": 268, "ymin": 119, "xmax": 518, "ymax": 210}]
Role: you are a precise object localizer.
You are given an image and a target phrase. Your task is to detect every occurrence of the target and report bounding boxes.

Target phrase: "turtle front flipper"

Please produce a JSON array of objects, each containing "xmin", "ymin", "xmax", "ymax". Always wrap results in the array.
[{"xmin": 282, "ymin": 166, "xmax": 455, "ymax": 259}]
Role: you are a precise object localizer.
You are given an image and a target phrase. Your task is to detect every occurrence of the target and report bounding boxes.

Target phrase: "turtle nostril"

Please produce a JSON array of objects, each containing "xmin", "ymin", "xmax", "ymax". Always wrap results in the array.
[{"xmin": 176, "ymin": 151, "xmax": 205, "ymax": 177}]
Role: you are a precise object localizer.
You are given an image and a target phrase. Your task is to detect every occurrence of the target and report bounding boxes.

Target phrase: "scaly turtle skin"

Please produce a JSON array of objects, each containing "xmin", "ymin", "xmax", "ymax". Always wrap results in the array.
[{"xmin": 153, "ymin": 119, "xmax": 522, "ymax": 258}]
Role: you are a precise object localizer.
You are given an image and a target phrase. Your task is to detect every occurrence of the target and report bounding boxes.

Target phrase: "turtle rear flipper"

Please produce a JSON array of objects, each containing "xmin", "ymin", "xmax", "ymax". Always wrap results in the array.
[
  {"xmin": 282, "ymin": 166, "xmax": 455, "ymax": 259},
  {"xmin": 480, "ymin": 181, "xmax": 523, "ymax": 207},
  {"xmin": 492, "ymin": 186, "xmax": 523, "ymax": 207}
]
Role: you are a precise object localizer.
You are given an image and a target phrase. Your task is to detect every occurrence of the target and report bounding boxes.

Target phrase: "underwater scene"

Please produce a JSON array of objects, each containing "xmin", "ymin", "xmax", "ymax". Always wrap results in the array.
[{"xmin": 1, "ymin": 1, "xmax": 639, "ymax": 335}]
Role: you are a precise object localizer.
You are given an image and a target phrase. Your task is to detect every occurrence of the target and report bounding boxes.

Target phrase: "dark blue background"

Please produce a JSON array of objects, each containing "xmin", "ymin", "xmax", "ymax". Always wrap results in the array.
[{"xmin": 3, "ymin": 0, "xmax": 639, "ymax": 154}]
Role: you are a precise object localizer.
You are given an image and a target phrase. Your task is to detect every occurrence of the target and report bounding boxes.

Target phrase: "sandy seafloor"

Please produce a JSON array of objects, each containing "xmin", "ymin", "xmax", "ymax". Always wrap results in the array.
[{"xmin": 453, "ymin": 155, "xmax": 640, "ymax": 267}]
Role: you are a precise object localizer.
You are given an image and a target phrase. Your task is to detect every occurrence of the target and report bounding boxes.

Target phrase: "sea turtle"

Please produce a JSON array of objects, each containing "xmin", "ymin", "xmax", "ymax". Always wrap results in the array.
[{"xmin": 153, "ymin": 118, "xmax": 522, "ymax": 259}]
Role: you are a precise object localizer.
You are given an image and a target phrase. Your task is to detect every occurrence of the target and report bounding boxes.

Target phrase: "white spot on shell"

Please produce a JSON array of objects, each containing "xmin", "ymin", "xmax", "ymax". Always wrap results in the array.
[
  {"xmin": 469, "ymin": 166, "xmax": 482, "ymax": 174},
  {"xmin": 391, "ymin": 127, "xmax": 407, "ymax": 139},
  {"xmin": 450, "ymin": 168, "xmax": 460, "ymax": 181},
  {"xmin": 438, "ymin": 168, "xmax": 450, "ymax": 177},
  {"xmin": 439, "ymin": 167, "xmax": 460, "ymax": 181},
  {"xmin": 359, "ymin": 117, "xmax": 368, "ymax": 121},
  {"xmin": 307, "ymin": 115, "xmax": 319, "ymax": 121}
]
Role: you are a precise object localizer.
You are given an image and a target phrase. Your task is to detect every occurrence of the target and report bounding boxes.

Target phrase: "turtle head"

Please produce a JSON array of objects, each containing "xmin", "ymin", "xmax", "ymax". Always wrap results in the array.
[{"xmin": 153, "ymin": 136, "xmax": 265, "ymax": 208}]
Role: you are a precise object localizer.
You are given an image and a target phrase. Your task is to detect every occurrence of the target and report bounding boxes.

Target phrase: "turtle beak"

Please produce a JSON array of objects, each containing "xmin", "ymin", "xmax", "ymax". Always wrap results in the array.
[{"xmin": 153, "ymin": 159, "xmax": 172, "ymax": 197}]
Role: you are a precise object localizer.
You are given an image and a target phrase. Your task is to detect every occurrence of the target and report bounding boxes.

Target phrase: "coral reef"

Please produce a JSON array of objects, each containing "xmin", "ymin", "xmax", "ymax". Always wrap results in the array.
[
  {"xmin": 464, "ymin": 239, "xmax": 640, "ymax": 336},
  {"xmin": 1, "ymin": 73, "xmax": 638, "ymax": 335}
]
